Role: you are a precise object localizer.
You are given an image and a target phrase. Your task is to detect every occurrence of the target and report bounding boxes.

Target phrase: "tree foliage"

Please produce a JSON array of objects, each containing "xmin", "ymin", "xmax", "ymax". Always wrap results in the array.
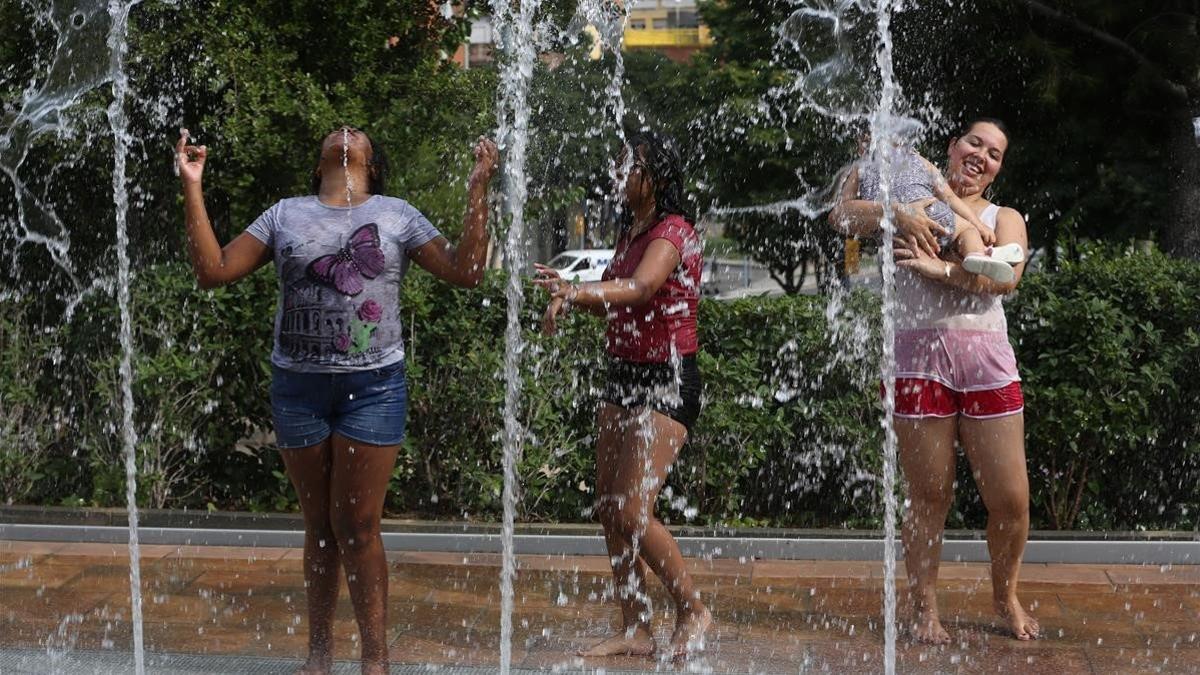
[
  {"xmin": 1, "ymin": 0, "xmax": 494, "ymax": 300},
  {"xmin": 891, "ymin": 0, "xmax": 1199, "ymax": 260}
]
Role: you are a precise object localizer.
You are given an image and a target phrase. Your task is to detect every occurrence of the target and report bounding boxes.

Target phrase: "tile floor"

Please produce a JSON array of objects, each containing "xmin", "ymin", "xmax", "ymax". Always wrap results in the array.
[{"xmin": 1, "ymin": 541, "xmax": 1197, "ymax": 673}]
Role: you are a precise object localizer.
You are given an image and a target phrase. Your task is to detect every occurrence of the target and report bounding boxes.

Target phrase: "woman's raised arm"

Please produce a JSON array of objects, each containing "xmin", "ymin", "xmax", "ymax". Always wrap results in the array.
[
  {"xmin": 177, "ymin": 130, "xmax": 271, "ymax": 289},
  {"xmin": 537, "ymin": 239, "xmax": 680, "ymax": 336},
  {"xmin": 409, "ymin": 137, "xmax": 499, "ymax": 288}
]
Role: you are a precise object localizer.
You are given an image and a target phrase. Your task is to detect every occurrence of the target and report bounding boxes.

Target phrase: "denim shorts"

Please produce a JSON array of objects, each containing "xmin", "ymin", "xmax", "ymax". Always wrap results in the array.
[{"xmin": 270, "ymin": 361, "xmax": 408, "ymax": 449}]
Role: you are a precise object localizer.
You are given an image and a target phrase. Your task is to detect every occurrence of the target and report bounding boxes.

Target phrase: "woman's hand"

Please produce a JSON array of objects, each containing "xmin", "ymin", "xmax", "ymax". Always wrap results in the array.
[
  {"xmin": 469, "ymin": 136, "xmax": 499, "ymax": 186},
  {"xmin": 893, "ymin": 197, "xmax": 947, "ymax": 257},
  {"xmin": 542, "ymin": 295, "xmax": 566, "ymax": 336},
  {"xmin": 533, "ymin": 263, "xmax": 564, "ymax": 294},
  {"xmin": 175, "ymin": 129, "xmax": 206, "ymax": 186},
  {"xmin": 538, "ymin": 282, "xmax": 576, "ymax": 336},
  {"xmin": 895, "ymin": 243, "xmax": 952, "ymax": 281}
]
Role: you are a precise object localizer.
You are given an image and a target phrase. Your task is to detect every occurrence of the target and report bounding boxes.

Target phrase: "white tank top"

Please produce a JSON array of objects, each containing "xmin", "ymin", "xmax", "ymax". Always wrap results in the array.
[{"xmin": 894, "ymin": 203, "xmax": 1008, "ymax": 332}]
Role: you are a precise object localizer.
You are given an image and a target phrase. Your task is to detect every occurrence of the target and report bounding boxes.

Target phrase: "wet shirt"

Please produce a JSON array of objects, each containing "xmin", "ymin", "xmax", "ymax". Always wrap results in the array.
[
  {"xmin": 894, "ymin": 203, "xmax": 1008, "ymax": 332},
  {"xmin": 246, "ymin": 195, "xmax": 441, "ymax": 372},
  {"xmin": 894, "ymin": 203, "xmax": 1020, "ymax": 389},
  {"xmin": 602, "ymin": 214, "xmax": 703, "ymax": 362}
]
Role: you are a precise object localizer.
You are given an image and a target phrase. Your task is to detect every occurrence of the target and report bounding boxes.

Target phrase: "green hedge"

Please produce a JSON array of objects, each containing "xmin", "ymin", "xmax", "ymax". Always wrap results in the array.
[
  {"xmin": 1009, "ymin": 247, "xmax": 1200, "ymax": 529},
  {"xmin": 2, "ymin": 247, "xmax": 1198, "ymax": 530}
]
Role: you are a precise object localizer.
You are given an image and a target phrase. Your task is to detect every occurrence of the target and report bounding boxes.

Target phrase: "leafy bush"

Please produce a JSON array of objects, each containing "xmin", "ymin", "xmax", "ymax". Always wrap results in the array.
[
  {"xmin": 61, "ymin": 266, "xmax": 279, "ymax": 509},
  {"xmin": 3, "ymin": 247, "xmax": 1198, "ymax": 531},
  {"xmin": 1008, "ymin": 246, "xmax": 1200, "ymax": 529},
  {"xmin": 0, "ymin": 301, "xmax": 65, "ymax": 504}
]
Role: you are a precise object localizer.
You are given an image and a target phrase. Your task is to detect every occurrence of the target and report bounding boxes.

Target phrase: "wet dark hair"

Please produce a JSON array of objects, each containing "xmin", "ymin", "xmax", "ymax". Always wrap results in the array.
[
  {"xmin": 624, "ymin": 129, "xmax": 694, "ymax": 224},
  {"xmin": 309, "ymin": 132, "xmax": 390, "ymax": 195},
  {"xmin": 958, "ymin": 117, "xmax": 1010, "ymax": 147}
]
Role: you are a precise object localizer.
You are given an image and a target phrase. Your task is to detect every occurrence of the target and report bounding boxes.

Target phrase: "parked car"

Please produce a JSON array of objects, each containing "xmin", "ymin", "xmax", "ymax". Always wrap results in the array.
[{"xmin": 544, "ymin": 249, "xmax": 614, "ymax": 282}]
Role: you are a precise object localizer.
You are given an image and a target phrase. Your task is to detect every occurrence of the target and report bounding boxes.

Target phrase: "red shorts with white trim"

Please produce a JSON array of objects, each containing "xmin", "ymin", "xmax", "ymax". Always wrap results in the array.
[{"xmin": 890, "ymin": 378, "xmax": 1024, "ymax": 419}]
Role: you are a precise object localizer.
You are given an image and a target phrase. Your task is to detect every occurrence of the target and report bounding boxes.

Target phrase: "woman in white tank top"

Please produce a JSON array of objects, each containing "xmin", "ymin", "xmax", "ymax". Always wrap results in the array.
[{"xmin": 830, "ymin": 119, "xmax": 1039, "ymax": 644}]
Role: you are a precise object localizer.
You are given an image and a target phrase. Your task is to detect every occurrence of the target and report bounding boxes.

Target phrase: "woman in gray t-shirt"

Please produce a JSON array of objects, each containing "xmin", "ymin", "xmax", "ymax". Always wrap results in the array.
[{"xmin": 176, "ymin": 126, "xmax": 498, "ymax": 675}]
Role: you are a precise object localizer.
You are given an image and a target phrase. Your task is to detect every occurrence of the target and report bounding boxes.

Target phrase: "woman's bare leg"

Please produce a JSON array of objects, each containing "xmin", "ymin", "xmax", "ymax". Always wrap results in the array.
[
  {"xmin": 613, "ymin": 410, "xmax": 710, "ymax": 659},
  {"xmin": 280, "ymin": 439, "xmax": 338, "ymax": 675},
  {"xmin": 328, "ymin": 433, "xmax": 401, "ymax": 675},
  {"xmin": 896, "ymin": 416, "xmax": 958, "ymax": 645},
  {"xmin": 580, "ymin": 403, "xmax": 656, "ymax": 657},
  {"xmin": 959, "ymin": 413, "xmax": 1040, "ymax": 640}
]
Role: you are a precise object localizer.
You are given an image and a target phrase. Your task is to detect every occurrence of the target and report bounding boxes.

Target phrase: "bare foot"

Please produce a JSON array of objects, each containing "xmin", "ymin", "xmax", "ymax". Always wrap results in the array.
[
  {"xmin": 670, "ymin": 605, "xmax": 714, "ymax": 661},
  {"xmin": 294, "ymin": 654, "xmax": 332, "ymax": 675},
  {"xmin": 996, "ymin": 596, "xmax": 1040, "ymax": 640},
  {"xmin": 908, "ymin": 605, "xmax": 951, "ymax": 645},
  {"xmin": 578, "ymin": 625, "xmax": 656, "ymax": 657}
]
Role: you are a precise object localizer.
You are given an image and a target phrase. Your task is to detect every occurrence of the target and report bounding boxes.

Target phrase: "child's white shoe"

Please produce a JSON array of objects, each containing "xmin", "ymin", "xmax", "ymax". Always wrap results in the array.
[
  {"xmin": 963, "ymin": 252, "xmax": 1012, "ymax": 283},
  {"xmin": 987, "ymin": 243, "xmax": 1026, "ymax": 264}
]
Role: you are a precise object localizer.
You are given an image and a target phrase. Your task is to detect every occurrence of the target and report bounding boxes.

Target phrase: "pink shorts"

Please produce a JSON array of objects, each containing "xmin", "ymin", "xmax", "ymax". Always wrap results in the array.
[
  {"xmin": 891, "ymin": 328, "xmax": 1023, "ymax": 419},
  {"xmin": 891, "ymin": 378, "xmax": 1024, "ymax": 419}
]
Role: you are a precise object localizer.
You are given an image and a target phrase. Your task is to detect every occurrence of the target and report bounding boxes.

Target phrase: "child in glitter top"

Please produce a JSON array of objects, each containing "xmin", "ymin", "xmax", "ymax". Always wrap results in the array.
[{"xmin": 856, "ymin": 141, "xmax": 1025, "ymax": 283}]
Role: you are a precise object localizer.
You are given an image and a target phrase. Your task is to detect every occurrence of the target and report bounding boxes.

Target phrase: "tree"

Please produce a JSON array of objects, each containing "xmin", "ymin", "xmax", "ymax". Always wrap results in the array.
[
  {"xmin": 891, "ymin": 0, "xmax": 1200, "ymax": 261},
  {"xmin": 1014, "ymin": 0, "xmax": 1199, "ymax": 257},
  {"xmin": 0, "ymin": 0, "xmax": 496, "ymax": 297},
  {"xmin": 642, "ymin": 2, "xmax": 857, "ymax": 293}
]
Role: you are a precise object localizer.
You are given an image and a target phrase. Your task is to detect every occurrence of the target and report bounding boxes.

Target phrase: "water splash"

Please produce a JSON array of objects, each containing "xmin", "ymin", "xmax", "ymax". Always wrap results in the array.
[
  {"xmin": 867, "ymin": 1, "xmax": 904, "ymax": 669},
  {"xmin": 0, "ymin": 0, "xmax": 115, "ymax": 296},
  {"xmin": 492, "ymin": 0, "xmax": 542, "ymax": 670},
  {"xmin": 576, "ymin": 0, "xmax": 632, "ymax": 203},
  {"xmin": 721, "ymin": 1, "xmax": 912, "ymax": 670},
  {"xmin": 45, "ymin": 612, "xmax": 84, "ymax": 674},
  {"xmin": 106, "ymin": 0, "xmax": 145, "ymax": 672}
]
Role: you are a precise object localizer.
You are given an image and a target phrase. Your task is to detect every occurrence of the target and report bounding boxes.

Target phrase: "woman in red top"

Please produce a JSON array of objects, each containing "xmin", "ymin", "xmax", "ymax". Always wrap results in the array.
[{"xmin": 538, "ymin": 131, "xmax": 710, "ymax": 661}]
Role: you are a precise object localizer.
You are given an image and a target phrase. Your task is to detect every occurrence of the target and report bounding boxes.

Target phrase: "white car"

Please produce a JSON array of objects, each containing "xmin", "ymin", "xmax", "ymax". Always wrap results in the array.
[{"xmin": 544, "ymin": 249, "xmax": 614, "ymax": 282}]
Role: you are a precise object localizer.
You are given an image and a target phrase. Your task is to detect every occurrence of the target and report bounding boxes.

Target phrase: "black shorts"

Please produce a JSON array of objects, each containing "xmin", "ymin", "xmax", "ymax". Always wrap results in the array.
[{"xmin": 599, "ymin": 356, "xmax": 702, "ymax": 432}]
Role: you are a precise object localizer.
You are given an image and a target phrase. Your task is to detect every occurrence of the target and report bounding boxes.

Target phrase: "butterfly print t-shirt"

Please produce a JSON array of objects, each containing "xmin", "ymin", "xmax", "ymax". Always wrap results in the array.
[{"xmin": 246, "ymin": 195, "xmax": 441, "ymax": 372}]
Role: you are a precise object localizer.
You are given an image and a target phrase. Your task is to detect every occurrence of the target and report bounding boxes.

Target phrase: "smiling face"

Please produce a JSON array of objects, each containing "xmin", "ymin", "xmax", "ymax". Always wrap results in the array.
[{"xmin": 946, "ymin": 121, "xmax": 1008, "ymax": 197}]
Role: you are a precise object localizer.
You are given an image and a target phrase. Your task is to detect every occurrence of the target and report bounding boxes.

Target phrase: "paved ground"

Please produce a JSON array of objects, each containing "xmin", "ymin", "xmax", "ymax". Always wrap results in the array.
[{"xmin": 1, "ymin": 540, "xmax": 1197, "ymax": 673}]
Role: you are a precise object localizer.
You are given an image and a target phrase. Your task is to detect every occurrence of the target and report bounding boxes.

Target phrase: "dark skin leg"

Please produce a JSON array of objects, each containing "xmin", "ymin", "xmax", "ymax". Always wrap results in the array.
[
  {"xmin": 280, "ymin": 439, "xmax": 339, "ymax": 675},
  {"xmin": 280, "ymin": 434, "xmax": 400, "ymax": 675},
  {"xmin": 582, "ymin": 405, "xmax": 711, "ymax": 660},
  {"xmin": 328, "ymin": 433, "xmax": 401, "ymax": 675},
  {"xmin": 581, "ymin": 403, "xmax": 656, "ymax": 657}
]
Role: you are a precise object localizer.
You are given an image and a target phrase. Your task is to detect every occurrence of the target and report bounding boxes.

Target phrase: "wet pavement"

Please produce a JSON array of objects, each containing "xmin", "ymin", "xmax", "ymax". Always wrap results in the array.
[{"xmin": 1, "ymin": 540, "xmax": 1197, "ymax": 673}]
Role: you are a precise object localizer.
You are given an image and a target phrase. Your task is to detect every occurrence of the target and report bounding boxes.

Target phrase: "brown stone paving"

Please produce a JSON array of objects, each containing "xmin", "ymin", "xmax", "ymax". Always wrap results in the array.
[{"xmin": 0, "ymin": 542, "xmax": 1198, "ymax": 673}]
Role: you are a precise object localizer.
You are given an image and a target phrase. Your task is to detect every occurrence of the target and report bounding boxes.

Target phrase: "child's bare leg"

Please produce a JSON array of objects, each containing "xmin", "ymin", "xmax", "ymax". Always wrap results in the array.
[
  {"xmin": 959, "ymin": 220, "xmax": 1021, "ymax": 284},
  {"xmin": 953, "ymin": 218, "xmax": 987, "ymax": 259}
]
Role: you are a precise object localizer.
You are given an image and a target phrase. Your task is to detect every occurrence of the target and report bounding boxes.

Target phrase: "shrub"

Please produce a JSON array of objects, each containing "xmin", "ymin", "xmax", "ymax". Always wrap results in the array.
[
  {"xmin": 0, "ymin": 299, "xmax": 65, "ymax": 504},
  {"xmin": 1008, "ymin": 246, "xmax": 1200, "ymax": 529},
  {"xmin": 2, "ymin": 246, "xmax": 1197, "ymax": 531}
]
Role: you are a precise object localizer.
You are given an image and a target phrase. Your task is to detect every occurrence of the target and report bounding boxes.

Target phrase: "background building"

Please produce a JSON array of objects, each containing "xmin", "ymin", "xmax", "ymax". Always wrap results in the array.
[
  {"xmin": 624, "ymin": 0, "xmax": 712, "ymax": 62},
  {"xmin": 452, "ymin": 1, "xmax": 712, "ymax": 68}
]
